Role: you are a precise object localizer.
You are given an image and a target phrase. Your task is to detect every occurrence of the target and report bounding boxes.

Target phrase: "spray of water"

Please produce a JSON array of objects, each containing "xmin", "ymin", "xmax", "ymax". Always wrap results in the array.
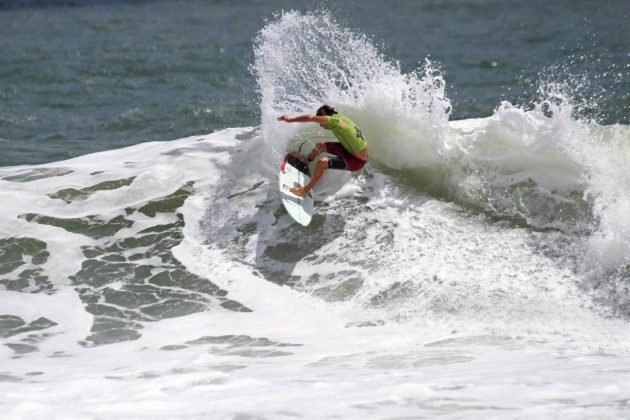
[{"xmin": 252, "ymin": 10, "xmax": 451, "ymax": 172}]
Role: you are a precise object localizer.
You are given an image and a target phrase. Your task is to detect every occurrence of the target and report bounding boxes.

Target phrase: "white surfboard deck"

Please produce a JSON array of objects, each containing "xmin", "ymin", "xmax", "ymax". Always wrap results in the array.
[{"xmin": 279, "ymin": 156, "xmax": 314, "ymax": 226}]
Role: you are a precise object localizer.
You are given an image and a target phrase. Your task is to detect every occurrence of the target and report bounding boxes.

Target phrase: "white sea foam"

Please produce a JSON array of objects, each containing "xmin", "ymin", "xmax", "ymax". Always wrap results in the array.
[{"xmin": 0, "ymin": 125, "xmax": 629, "ymax": 418}]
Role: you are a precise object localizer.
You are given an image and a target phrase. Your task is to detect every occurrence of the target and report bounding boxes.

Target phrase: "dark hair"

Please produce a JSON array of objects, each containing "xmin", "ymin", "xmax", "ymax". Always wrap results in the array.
[{"xmin": 316, "ymin": 104, "xmax": 337, "ymax": 116}]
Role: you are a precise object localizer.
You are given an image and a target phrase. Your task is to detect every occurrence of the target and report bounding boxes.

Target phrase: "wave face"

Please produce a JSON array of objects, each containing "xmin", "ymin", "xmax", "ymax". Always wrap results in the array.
[
  {"xmin": 253, "ymin": 11, "xmax": 630, "ymax": 272},
  {"xmin": 2, "ymin": 8, "xmax": 630, "ymax": 419}
]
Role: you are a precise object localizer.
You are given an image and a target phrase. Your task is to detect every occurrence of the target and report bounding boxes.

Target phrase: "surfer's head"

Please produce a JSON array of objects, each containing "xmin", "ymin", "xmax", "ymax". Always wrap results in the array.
[
  {"xmin": 316, "ymin": 105, "xmax": 337, "ymax": 128},
  {"xmin": 316, "ymin": 104, "xmax": 337, "ymax": 117}
]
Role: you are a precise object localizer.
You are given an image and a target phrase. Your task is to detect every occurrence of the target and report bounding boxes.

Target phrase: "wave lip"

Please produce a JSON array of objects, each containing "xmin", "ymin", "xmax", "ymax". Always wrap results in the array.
[{"xmin": 252, "ymin": 9, "xmax": 451, "ymax": 172}]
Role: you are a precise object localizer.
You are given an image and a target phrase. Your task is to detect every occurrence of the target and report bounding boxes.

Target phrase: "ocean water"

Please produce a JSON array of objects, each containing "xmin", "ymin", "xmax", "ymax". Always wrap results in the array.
[{"xmin": 2, "ymin": 1, "xmax": 630, "ymax": 418}]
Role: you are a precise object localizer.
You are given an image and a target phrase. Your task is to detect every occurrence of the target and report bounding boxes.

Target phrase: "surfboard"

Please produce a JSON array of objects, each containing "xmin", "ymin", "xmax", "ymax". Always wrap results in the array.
[{"xmin": 279, "ymin": 153, "xmax": 314, "ymax": 226}]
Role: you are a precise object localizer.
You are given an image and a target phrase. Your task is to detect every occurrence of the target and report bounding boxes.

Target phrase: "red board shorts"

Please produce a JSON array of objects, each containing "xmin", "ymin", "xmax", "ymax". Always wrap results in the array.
[{"xmin": 324, "ymin": 142, "xmax": 367, "ymax": 172}]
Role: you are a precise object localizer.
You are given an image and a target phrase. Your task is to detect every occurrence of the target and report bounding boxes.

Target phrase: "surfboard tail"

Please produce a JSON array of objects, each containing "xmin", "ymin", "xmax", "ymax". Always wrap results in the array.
[{"xmin": 283, "ymin": 153, "xmax": 311, "ymax": 176}]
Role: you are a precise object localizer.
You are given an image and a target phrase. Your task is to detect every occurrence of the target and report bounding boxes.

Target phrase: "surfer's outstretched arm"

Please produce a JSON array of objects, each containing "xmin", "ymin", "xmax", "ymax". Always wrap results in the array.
[{"xmin": 277, "ymin": 114, "xmax": 329, "ymax": 127}]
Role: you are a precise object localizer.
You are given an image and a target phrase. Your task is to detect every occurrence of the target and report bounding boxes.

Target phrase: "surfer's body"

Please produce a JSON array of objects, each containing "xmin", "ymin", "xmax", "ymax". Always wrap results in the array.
[{"xmin": 277, "ymin": 105, "xmax": 368, "ymax": 197}]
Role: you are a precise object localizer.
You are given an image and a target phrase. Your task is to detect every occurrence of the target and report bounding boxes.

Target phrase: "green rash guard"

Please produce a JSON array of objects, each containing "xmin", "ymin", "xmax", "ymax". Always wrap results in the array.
[{"xmin": 325, "ymin": 114, "xmax": 367, "ymax": 154}]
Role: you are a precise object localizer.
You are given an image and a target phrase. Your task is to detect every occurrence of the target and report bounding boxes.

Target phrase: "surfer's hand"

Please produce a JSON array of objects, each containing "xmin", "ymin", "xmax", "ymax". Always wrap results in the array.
[{"xmin": 277, "ymin": 115, "xmax": 290, "ymax": 122}]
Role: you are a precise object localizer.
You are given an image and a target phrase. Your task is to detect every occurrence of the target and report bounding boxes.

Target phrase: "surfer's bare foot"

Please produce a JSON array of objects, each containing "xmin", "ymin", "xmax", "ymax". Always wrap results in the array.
[{"xmin": 290, "ymin": 187, "xmax": 309, "ymax": 197}]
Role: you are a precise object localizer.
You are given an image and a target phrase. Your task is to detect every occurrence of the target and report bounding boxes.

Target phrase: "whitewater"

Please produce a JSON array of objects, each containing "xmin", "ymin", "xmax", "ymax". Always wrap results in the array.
[{"xmin": 2, "ymin": 10, "xmax": 630, "ymax": 419}]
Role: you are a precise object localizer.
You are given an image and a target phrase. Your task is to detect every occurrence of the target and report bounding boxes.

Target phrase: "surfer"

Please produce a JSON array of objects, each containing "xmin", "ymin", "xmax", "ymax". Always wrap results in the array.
[{"xmin": 277, "ymin": 105, "xmax": 368, "ymax": 197}]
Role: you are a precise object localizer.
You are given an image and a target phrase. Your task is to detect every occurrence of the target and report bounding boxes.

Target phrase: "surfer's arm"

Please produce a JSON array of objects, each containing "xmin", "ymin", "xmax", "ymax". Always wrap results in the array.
[{"xmin": 277, "ymin": 115, "xmax": 328, "ymax": 126}]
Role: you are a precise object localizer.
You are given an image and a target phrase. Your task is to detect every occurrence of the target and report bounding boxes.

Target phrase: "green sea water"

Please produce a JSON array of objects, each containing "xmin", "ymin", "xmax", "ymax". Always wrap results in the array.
[{"xmin": 0, "ymin": 0, "xmax": 628, "ymax": 166}]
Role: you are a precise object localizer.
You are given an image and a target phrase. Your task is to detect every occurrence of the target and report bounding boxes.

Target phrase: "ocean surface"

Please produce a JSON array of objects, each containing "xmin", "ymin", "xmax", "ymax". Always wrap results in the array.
[{"xmin": 1, "ymin": 0, "xmax": 630, "ymax": 418}]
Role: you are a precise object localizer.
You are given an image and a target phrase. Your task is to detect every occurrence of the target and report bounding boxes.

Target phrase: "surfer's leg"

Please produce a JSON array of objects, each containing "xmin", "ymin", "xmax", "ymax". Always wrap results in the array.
[
  {"xmin": 304, "ymin": 142, "xmax": 327, "ymax": 161},
  {"xmin": 326, "ymin": 142, "xmax": 366, "ymax": 172},
  {"xmin": 290, "ymin": 142, "xmax": 346, "ymax": 197},
  {"xmin": 290, "ymin": 158, "xmax": 329, "ymax": 197}
]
